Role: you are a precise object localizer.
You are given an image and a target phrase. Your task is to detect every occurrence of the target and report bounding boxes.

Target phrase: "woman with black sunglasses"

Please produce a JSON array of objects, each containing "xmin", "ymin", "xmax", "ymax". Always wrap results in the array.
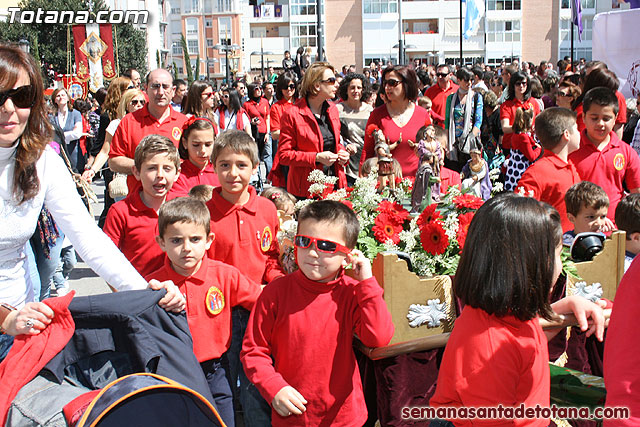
[
  {"xmin": 182, "ymin": 80, "xmax": 217, "ymax": 132},
  {"xmin": 277, "ymin": 62, "xmax": 349, "ymax": 198},
  {"xmin": 268, "ymin": 72, "xmax": 298, "ymax": 187},
  {"xmin": 500, "ymin": 71, "xmax": 541, "ymax": 152},
  {"xmin": 244, "ymin": 82, "xmax": 271, "ymax": 171},
  {"xmin": 361, "ymin": 65, "xmax": 432, "ymax": 177},
  {"xmin": 214, "ymin": 88, "xmax": 251, "ymax": 136},
  {"xmin": 0, "ymin": 44, "xmax": 183, "ymax": 358}
]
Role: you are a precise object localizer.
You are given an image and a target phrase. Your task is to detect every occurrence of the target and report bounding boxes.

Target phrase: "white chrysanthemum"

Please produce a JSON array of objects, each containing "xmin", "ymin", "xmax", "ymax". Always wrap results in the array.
[
  {"xmin": 325, "ymin": 188, "xmax": 348, "ymax": 201},
  {"xmin": 308, "ymin": 169, "xmax": 326, "ymax": 183},
  {"xmin": 492, "ymin": 182, "xmax": 504, "ymax": 193},
  {"xmin": 399, "ymin": 229, "xmax": 417, "ymax": 252},
  {"xmin": 295, "ymin": 199, "xmax": 314, "ymax": 211},
  {"xmin": 383, "ymin": 241, "xmax": 400, "ymax": 252},
  {"xmin": 308, "ymin": 183, "xmax": 327, "ymax": 196}
]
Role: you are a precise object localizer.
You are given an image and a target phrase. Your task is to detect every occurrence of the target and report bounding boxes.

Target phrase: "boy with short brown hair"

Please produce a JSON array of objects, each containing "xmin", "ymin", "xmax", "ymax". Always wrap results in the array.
[
  {"xmin": 563, "ymin": 181, "xmax": 610, "ymax": 246},
  {"xmin": 148, "ymin": 197, "xmax": 259, "ymax": 427},
  {"xmin": 103, "ymin": 134, "xmax": 180, "ymax": 277}
]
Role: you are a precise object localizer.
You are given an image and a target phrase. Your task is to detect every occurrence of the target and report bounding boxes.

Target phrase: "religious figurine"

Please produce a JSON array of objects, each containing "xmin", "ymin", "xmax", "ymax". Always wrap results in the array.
[{"xmin": 373, "ymin": 128, "xmax": 398, "ymax": 190}]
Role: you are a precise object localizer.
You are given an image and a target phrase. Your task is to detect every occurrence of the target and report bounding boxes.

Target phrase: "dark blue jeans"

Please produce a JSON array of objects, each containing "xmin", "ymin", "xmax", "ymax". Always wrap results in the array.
[
  {"xmin": 202, "ymin": 358, "xmax": 235, "ymax": 427},
  {"xmin": 227, "ymin": 307, "xmax": 272, "ymax": 427}
]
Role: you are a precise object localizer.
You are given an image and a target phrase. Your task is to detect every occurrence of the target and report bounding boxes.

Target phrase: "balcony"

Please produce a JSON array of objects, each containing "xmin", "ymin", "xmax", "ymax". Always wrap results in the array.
[{"xmin": 244, "ymin": 4, "xmax": 289, "ymax": 23}]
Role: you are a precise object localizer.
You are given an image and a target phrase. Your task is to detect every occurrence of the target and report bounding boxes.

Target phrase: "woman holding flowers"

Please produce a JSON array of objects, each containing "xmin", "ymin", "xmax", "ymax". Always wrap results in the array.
[
  {"xmin": 361, "ymin": 65, "xmax": 432, "ymax": 177},
  {"xmin": 277, "ymin": 62, "xmax": 349, "ymax": 198}
]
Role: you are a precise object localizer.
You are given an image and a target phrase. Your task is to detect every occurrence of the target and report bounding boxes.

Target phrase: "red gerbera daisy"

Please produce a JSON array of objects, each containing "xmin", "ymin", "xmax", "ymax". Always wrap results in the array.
[
  {"xmin": 456, "ymin": 212, "xmax": 475, "ymax": 250},
  {"xmin": 420, "ymin": 222, "xmax": 449, "ymax": 255},
  {"xmin": 453, "ymin": 193, "xmax": 484, "ymax": 210},
  {"xmin": 417, "ymin": 203, "xmax": 441, "ymax": 228},
  {"xmin": 377, "ymin": 200, "xmax": 409, "ymax": 224},
  {"xmin": 372, "ymin": 213, "xmax": 403, "ymax": 244}
]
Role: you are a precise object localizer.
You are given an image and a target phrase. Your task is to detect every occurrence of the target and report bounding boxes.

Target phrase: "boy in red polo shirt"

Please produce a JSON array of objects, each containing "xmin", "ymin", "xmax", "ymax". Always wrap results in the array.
[
  {"xmin": 206, "ymin": 130, "xmax": 285, "ymax": 425},
  {"xmin": 103, "ymin": 135, "xmax": 180, "ymax": 277},
  {"xmin": 241, "ymin": 200, "xmax": 394, "ymax": 426},
  {"xmin": 569, "ymin": 87, "xmax": 640, "ymax": 220},
  {"xmin": 517, "ymin": 107, "xmax": 582, "ymax": 232},
  {"xmin": 148, "ymin": 197, "xmax": 260, "ymax": 427}
]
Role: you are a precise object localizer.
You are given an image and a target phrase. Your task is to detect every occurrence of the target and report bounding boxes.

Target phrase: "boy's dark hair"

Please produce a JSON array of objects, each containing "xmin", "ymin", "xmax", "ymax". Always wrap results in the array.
[
  {"xmin": 564, "ymin": 181, "xmax": 610, "ymax": 216},
  {"xmin": 583, "ymin": 87, "xmax": 619, "ymax": 116},
  {"xmin": 158, "ymin": 197, "xmax": 211, "ymax": 238},
  {"xmin": 534, "ymin": 107, "xmax": 577, "ymax": 150},
  {"xmin": 297, "ymin": 200, "xmax": 360, "ymax": 249},
  {"xmin": 134, "ymin": 134, "xmax": 180, "ymax": 171},
  {"xmin": 211, "ymin": 129, "xmax": 259, "ymax": 167},
  {"xmin": 174, "ymin": 78, "xmax": 187, "ymax": 88},
  {"xmin": 615, "ymin": 194, "xmax": 640, "ymax": 239},
  {"xmin": 188, "ymin": 184, "xmax": 215, "ymax": 202},
  {"xmin": 454, "ymin": 193, "xmax": 561, "ymax": 321},
  {"xmin": 179, "ymin": 118, "xmax": 215, "ymax": 160},
  {"xmin": 455, "ymin": 67, "xmax": 473, "ymax": 82}
]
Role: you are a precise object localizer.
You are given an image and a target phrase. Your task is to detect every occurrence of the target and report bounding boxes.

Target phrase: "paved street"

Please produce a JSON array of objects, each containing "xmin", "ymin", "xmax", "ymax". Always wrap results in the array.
[{"xmin": 67, "ymin": 178, "xmax": 111, "ymax": 297}]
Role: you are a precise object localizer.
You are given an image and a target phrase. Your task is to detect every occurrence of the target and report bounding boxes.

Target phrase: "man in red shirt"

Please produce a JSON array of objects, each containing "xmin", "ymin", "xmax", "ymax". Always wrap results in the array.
[
  {"xmin": 424, "ymin": 64, "xmax": 458, "ymax": 128},
  {"xmin": 109, "ymin": 68, "xmax": 188, "ymax": 192}
]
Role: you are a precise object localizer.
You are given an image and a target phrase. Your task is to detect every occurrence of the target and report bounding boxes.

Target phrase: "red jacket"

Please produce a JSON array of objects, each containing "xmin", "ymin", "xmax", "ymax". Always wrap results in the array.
[{"xmin": 277, "ymin": 98, "xmax": 347, "ymax": 198}]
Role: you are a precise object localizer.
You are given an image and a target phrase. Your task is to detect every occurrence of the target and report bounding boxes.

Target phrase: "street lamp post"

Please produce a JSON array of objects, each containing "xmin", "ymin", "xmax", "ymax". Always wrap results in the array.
[
  {"xmin": 214, "ymin": 41, "xmax": 240, "ymax": 85},
  {"xmin": 251, "ymin": 46, "xmax": 275, "ymax": 78}
]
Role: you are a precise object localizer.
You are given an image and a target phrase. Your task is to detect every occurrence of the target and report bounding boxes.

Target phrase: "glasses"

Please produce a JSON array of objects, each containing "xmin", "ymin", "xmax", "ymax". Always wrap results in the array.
[
  {"xmin": 294, "ymin": 235, "xmax": 351, "ymax": 255},
  {"xmin": 515, "ymin": 81, "xmax": 528, "ymax": 86},
  {"xmin": 201, "ymin": 92, "xmax": 214, "ymax": 99},
  {"xmin": 384, "ymin": 79, "xmax": 402, "ymax": 87},
  {"xmin": 556, "ymin": 91, "xmax": 569, "ymax": 97},
  {"xmin": 320, "ymin": 77, "xmax": 337, "ymax": 84},
  {"xmin": 222, "ymin": 94, "xmax": 230, "ymax": 99},
  {"xmin": 286, "ymin": 83, "xmax": 296, "ymax": 90},
  {"xmin": 0, "ymin": 86, "xmax": 35, "ymax": 109},
  {"xmin": 150, "ymin": 83, "xmax": 172, "ymax": 90},
  {"xmin": 436, "ymin": 73, "xmax": 448, "ymax": 78},
  {"xmin": 130, "ymin": 99, "xmax": 146, "ymax": 106},
  {"xmin": 127, "ymin": 85, "xmax": 135, "ymax": 89},
  {"xmin": 254, "ymin": 88, "xmax": 263, "ymax": 92}
]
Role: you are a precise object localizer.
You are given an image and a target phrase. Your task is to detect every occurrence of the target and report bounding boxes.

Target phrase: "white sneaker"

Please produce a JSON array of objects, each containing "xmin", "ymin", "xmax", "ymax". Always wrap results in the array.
[{"xmin": 56, "ymin": 283, "xmax": 70, "ymax": 296}]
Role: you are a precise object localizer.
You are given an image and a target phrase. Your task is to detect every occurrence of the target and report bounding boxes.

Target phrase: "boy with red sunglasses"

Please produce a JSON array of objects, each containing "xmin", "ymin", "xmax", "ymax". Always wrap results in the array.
[{"xmin": 241, "ymin": 200, "xmax": 394, "ymax": 426}]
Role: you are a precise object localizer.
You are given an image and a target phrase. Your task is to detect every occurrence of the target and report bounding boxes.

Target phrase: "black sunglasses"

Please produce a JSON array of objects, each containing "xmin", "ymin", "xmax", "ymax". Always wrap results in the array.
[
  {"xmin": 287, "ymin": 83, "xmax": 296, "ymax": 90},
  {"xmin": 321, "ymin": 77, "xmax": 337, "ymax": 84},
  {"xmin": 130, "ymin": 99, "xmax": 146, "ymax": 106},
  {"xmin": 384, "ymin": 79, "xmax": 402, "ymax": 87},
  {"xmin": 436, "ymin": 73, "xmax": 448, "ymax": 78},
  {"xmin": 0, "ymin": 85, "xmax": 35, "ymax": 109}
]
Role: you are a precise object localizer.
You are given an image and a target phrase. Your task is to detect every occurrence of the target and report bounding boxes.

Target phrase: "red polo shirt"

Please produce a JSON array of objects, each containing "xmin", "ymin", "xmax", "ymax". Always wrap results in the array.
[
  {"xmin": 103, "ymin": 190, "xmax": 164, "ymax": 277},
  {"xmin": 430, "ymin": 306, "xmax": 549, "ymax": 427},
  {"xmin": 424, "ymin": 81, "xmax": 459, "ymax": 127},
  {"xmin": 206, "ymin": 186, "xmax": 285, "ymax": 285},
  {"xmin": 517, "ymin": 151, "xmax": 582, "ymax": 232},
  {"xmin": 169, "ymin": 159, "xmax": 220, "ymax": 199},
  {"xmin": 270, "ymin": 98, "xmax": 294, "ymax": 134},
  {"xmin": 243, "ymin": 98, "xmax": 270, "ymax": 134},
  {"xmin": 109, "ymin": 104, "xmax": 188, "ymax": 191},
  {"xmin": 146, "ymin": 256, "xmax": 259, "ymax": 362},
  {"xmin": 569, "ymin": 130, "xmax": 640, "ymax": 219},
  {"xmin": 500, "ymin": 98, "xmax": 541, "ymax": 150}
]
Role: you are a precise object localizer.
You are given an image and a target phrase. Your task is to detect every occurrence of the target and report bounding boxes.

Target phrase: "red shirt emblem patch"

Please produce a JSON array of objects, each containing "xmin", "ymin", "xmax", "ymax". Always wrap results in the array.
[
  {"xmin": 172, "ymin": 127, "xmax": 182, "ymax": 141},
  {"xmin": 205, "ymin": 286, "xmax": 225, "ymax": 315},
  {"xmin": 260, "ymin": 226, "xmax": 272, "ymax": 252},
  {"xmin": 613, "ymin": 153, "xmax": 625, "ymax": 171}
]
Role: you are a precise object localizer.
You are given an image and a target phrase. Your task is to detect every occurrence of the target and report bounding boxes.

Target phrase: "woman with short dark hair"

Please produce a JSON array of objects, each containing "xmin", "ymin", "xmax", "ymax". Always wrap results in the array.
[
  {"xmin": 500, "ymin": 71, "xmax": 541, "ymax": 151},
  {"xmin": 361, "ymin": 65, "xmax": 432, "ymax": 177}
]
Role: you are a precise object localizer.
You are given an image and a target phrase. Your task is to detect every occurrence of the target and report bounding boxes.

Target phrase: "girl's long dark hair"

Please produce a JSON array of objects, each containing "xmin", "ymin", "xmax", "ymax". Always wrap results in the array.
[
  {"xmin": 221, "ymin": 88, "xmax": 242, "ymax": 114},
  {"xmin": 0, "ymin": 44, "xmax": 52, "ymax": 203}
]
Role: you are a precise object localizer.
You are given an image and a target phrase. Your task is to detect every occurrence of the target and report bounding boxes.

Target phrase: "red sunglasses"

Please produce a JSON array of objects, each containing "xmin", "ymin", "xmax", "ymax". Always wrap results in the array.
[{"xmin": 294, "ymin": 235, "xmax": 351, "ymax": 254}]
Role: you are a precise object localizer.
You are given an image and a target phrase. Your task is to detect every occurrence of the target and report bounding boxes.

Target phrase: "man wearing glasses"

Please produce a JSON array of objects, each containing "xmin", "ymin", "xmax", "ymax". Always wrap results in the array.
[
  {"xmin": 424, "ymin": 64, "xmax": 459, "ymax": 128},
  {"xmin": 109, "ymin": 69, "xmax": 188, "ymax": 192}
]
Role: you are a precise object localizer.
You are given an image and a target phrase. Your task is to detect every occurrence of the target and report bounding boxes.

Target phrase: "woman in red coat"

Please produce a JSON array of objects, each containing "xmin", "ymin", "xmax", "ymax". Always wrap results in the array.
[{"xmin": 277, "ymin": 62, "xmax": 349, "ymax": 198}]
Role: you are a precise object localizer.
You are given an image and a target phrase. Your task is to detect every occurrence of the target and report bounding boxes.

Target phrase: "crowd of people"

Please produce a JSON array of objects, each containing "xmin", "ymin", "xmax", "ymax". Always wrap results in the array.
[{"xmin": 2, "ymin": 37, "xmax": 640, "ymax": 427}]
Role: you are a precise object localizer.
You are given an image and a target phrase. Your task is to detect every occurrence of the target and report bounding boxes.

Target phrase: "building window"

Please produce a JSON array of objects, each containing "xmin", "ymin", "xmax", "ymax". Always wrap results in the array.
[
  {"xmin": 560, "ymin": 17, "xmax": 592, "ymax": 42},
  {"xmin": 560, "ymin": 47, "xmax": 592, "ymax": 61},
  {"xmin": 171, "ymin": 7, "xmax": 180, "ymax": 13},
  {"xmin": 487, "ymin": 0, "xmax": 521, "ymax": 10},
  {"xmin": 487, "ymin": 20, "xmax": 520, "ymax": 42},
  {"xmin": 216, "ymin": 0, "xmax": 232, "ymax": 12},
  {"xmin": 363, "ymin": 0, "xmax": 397, "ymax": 14},
  {"xmin": 291, "ymin": 22, "xmax": 317, "ymax": 48},
  {"xmin": 172, "ymin": 42, "xmax": 182, "ymax": 55},
  {"xmin": 205, "ymin": 19, "xmax": 212, "ymax": 27},
  {"xmin": 561, "ymin": 0, "xmax": 595, "ymax": 8},
  {"xmin": 186, "ymin": 18, "xmax": 199, "ymax": 36},
  {"xmin": 218, "ymin": 17, "xmax": 232, "ymax": 43},
  {"xmin": 187, "ymin": 39, "xmax": 199, "ymax": 54},
  {"xmin": 290, "ymin": 0, "xmax": 317, "ymax": 16},
  {"xmin": 207, "ymin": 39, "xmax": 214, "ymax": 48}
]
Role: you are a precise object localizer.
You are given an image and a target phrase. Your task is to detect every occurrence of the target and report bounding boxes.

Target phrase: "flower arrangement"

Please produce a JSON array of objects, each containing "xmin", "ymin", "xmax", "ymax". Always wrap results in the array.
[{"xmin": 277, "ymin": 168, "xmax": 485, "ymax": 278}]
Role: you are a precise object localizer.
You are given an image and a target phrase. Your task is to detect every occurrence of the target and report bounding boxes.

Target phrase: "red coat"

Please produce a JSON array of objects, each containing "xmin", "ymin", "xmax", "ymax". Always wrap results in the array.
[{"xmin": 277, "ymin": 98, "xmax": 347, "ymax": 198}]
